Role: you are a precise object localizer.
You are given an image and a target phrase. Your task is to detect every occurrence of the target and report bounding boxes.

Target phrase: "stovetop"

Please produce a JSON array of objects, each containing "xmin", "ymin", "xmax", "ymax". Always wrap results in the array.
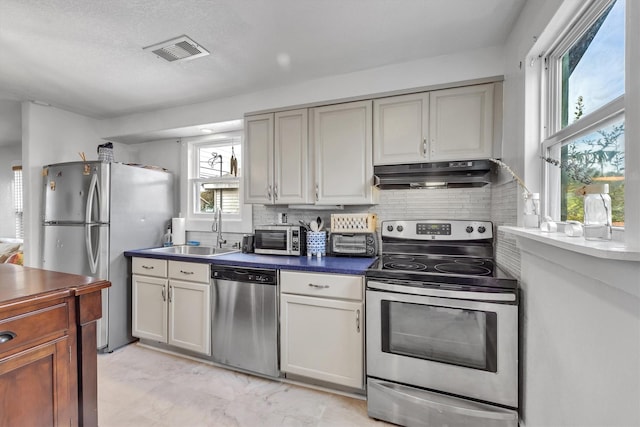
[
  {"xmin": 381, "ymin": 254, "xmax": 496, "ymax": 276},
  {"xmin": 366, "ymin": 219, "xmax": 517, "ymax": 290}
]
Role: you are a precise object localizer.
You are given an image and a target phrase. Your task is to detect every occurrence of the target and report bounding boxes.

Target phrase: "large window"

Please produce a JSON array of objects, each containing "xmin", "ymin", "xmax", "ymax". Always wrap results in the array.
[{"xmin": 543, "ymin": 0, "xmax": 625, "ymax": 225}]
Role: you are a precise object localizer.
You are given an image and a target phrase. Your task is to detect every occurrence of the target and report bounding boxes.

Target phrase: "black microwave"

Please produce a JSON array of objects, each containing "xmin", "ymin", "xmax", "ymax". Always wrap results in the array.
[{"xmin": 254, "ymin": 225, "xmax": 307, "ymax": 256}]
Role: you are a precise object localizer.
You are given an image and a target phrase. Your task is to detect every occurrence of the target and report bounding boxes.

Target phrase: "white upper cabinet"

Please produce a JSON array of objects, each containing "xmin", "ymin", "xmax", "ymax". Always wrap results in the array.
[
  {"xmin": 244, "ymin": 110, "xmax": 309, "ymax": 205},
  {"xmin": 244, "ymin": 114, "xmax": 274, "ymax": 204},
  {"xmin": 429, "ymin": 83, "xmax": 494, "ymax": 161},
  {"xmin": 274, "ymin": 109, "xmax": 310, "ymax": 204},
  {"xmin": 373, "ymin": 93, "xmax": 430, "ymax": 165},
  {"xmin": 312, "ymin": 100, "xmax": 377, "ymax": 205},
  {"xmin": 373, "ymin": 83, "xmax": 496, "ymax": 165}
]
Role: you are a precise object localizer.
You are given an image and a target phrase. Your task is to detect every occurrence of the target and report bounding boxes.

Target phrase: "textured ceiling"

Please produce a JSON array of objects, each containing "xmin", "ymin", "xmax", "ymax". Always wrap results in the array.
[{"xmin": 0, "ymin": 0, "xmax": 525, "ymax": 145}]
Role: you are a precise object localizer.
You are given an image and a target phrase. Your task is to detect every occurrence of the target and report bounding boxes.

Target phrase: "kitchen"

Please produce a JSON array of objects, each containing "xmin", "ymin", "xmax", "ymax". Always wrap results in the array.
[{"xmin": 1, "ymin": 0, "xmax": 639, "ymax": 426}]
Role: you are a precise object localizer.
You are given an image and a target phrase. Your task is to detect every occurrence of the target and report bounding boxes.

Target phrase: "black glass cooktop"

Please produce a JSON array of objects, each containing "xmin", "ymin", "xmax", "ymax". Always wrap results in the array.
[
  {"xmin": 367, "ymin": 253, "xmax": 517, "ymax": 290},
  {"xmin": 381, "ymin": 254, "xmax": 495, "ymax": 276}
]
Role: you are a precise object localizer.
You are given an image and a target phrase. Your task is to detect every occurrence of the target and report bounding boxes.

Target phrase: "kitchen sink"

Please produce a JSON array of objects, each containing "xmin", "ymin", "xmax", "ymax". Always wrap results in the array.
[{"xmin": 147, "ymin": 245, "xmax": 238, "ymax": 256}]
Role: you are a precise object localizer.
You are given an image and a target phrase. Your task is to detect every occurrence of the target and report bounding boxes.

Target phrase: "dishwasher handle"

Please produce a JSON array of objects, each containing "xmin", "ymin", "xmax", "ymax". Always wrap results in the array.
[{"xmin": 211, "ymin": 266, "xmax": 277, "ymax": 285}]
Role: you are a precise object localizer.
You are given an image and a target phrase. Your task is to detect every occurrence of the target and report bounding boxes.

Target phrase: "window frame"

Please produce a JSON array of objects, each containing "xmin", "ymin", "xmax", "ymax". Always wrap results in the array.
[
  {"xmin": 541, "ymin": 0, "xmax": 625, "ymax": 227},
  {"xmin": 181, "ymin": 132, "xmax": 253, "ymax": 234},
  {"xmin": 12, "ymin": 165, "xmax": 23, "ymax": 239}
]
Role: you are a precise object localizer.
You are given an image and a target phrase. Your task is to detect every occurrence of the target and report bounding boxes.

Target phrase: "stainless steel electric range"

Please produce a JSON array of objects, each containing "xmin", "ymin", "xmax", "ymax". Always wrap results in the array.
[{"xmin": 365, "ymin": 219, "xmax": 519, "ymax": 427}]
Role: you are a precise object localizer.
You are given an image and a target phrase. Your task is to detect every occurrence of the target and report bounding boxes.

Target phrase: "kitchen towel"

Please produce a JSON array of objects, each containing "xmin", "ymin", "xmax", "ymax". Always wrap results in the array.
[{"xmin": 172, "ymin": 218, "xmax": 186, "ymax": 245}]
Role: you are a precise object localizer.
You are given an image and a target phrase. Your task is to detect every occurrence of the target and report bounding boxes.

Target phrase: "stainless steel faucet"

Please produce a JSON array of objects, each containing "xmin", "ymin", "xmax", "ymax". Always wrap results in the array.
[{"xmin": 213, "ymin": 208, "xmax": 226, "ymax": 248}]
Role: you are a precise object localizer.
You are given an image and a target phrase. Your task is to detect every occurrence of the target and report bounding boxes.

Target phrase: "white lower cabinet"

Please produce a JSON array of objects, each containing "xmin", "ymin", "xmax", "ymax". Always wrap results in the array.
[
  {"xmin": 132, "ymin": 258, "xmax": 211, "ymax": 356},
  {"xmin": 280, "ymin": 270, "xmax": 364, "ymax": 389}
]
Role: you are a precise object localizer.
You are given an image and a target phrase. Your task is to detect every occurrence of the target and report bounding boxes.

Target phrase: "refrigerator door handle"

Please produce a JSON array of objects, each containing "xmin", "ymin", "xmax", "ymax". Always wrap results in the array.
[
  {"xmin": 85, "ymin": 224, "xmax": 99, "ymax": 275},
  {"xmin": 85, "ymin": 172, "xmax": 100, "ymax": 224}
]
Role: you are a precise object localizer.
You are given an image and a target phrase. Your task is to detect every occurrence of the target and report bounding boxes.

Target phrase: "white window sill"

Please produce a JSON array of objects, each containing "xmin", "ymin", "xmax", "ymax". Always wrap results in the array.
[{"xmin": 499, "ymin": 226, "xmax": 640, "ymax": 262}]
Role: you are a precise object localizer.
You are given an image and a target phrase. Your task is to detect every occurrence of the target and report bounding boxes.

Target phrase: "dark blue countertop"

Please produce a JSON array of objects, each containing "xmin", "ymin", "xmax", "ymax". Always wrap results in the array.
[{"xmin": 125, "ymin": 248, "xmax": 376, "ymax": 275}]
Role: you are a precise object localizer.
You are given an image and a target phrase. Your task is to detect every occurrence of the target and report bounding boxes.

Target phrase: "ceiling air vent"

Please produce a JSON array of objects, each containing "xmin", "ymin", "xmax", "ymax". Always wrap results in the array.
[{"xmin": 143, "ymin": 35, "xmax": 210, "ymax": 63}]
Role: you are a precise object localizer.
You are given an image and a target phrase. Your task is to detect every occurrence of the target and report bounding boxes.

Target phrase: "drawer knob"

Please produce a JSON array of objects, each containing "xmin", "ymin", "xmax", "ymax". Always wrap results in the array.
[{"xmin": 0, "ymin": 331, "xmax": 16, "ymax": 344}]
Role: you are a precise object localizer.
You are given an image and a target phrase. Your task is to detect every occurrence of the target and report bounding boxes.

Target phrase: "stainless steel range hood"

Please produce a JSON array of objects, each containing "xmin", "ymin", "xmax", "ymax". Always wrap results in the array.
[{"xmin": 374, "ymin": 160, "xmax": 493, "ymax": 189}]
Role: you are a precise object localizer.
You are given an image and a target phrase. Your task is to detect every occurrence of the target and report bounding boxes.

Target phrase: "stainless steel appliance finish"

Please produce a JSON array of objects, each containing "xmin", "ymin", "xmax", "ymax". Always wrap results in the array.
[
  {"xmin": 254, "ymin": 224, "xmax": 306, "ymax": 256},
  {"xmin": 42, "ymin": 161, "xmax": 174, "ymax": 352},
  {"xmin": 211, "ymin": 265, "xmax": 279, "ymax": 378},
  {"xmin": 365, "ymin": 219, "xmax": 518, "ymax": 427},
  {"xmin": 373, "ymin": 159, "xmax": 493, "ymax": 189},
  {"xmin": 367, "ymin": 379, "xmax": 519, "ymax": 427},
  {"xmin": 329, "ymin": 232, "xmax": 377, "ymax": 257}
]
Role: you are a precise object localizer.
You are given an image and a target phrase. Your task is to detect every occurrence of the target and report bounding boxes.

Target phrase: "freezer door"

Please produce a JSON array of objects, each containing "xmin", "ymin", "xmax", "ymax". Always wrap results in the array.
[
  {"xmin": 41, "ymin": 223, "xmax": 109, "ymax": 278},
  {"xmin": 43, "ymin": 161, "xmax": 110, "ymax": 223}
]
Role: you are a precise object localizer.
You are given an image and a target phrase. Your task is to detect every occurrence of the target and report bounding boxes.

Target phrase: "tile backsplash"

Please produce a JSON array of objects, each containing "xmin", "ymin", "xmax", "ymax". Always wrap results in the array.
[{"xmin": 187, "ymin": 182, "xmax": 523, "ymax": 280}]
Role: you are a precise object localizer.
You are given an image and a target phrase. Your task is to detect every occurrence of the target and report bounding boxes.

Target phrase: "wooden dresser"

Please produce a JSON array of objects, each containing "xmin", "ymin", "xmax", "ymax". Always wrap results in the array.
[{"xmin": 0, "ymin": 264, "xmax": 110, "ymax": 427}]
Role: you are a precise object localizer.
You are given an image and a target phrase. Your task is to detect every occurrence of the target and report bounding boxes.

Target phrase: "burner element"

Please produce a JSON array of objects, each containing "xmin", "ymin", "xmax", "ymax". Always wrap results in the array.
[
  {"xmin": 383, "ymin": 255, "xmax": 428, "ymax": 271},
  {"xmin": 384, "ymin": 262, "xmax": 427, "ymax": 271},
  {"xmin": 434, "ymin": 263, "xmax": 492, "ymax": 276}
]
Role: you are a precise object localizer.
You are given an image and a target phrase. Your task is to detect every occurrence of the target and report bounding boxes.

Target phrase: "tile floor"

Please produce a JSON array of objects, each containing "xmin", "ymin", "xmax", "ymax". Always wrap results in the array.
[{"xmin": 98, "ymin": 344, "xmax": 391, "ymax": 427}]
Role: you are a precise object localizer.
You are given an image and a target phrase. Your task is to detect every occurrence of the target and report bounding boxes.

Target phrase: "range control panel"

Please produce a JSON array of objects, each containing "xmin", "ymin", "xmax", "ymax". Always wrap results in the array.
[{"xmin": 382, "ymin": 220, "xmax": 493, "ymax": 241}]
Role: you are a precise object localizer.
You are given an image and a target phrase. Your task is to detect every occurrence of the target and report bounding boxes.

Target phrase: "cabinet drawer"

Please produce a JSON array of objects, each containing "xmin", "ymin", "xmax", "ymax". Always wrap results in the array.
[
  {"xmin": 133, "ymin": 257, "xmax": 167, "ymax": 277},
  {"xmin": 280, "ymin": 271, "xmax": 363, "ymax": 301},
  {"xmin": 0, "ymin": 303, "xmax": 69, "ymax": 356},
  {"xmin": 169, "ymin": 261, "xmax": 209, "ymax": 283}
]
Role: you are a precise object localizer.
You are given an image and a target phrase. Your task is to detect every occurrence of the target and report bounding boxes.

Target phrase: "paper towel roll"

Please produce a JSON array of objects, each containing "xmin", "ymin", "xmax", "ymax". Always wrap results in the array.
[{"xmin": 172, "ymin": 218, "xmax": 186, "ymax": 245}]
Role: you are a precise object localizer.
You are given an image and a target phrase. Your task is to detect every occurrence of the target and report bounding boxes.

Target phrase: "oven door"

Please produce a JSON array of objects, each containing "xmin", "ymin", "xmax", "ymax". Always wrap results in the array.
[{"xmin": 366, "ymin": 280, "xmax": 518, "ymax": 408}]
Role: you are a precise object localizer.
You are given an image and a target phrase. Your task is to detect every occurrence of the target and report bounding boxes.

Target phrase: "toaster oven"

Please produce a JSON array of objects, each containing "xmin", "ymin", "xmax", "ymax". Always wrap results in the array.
[{"xmin": 329, "ymin": 232, "xmax": 377, "ymax": 257}]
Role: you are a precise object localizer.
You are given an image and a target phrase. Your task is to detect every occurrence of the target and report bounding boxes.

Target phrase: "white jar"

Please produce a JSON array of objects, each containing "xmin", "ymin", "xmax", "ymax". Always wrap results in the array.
[
  {"xmin": 583, "ymin": 184, "xmax": 612, "ymax": 241},
  {"xmin": 523, "ymin": 193, "xmax": 540, "ymax": 228}
]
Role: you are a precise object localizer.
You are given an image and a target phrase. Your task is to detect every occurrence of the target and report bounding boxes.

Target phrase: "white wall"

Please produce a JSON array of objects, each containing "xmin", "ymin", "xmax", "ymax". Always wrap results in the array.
[
  {"xmin": 0, "ymin": 143, "xmax": 21, "ymax": 238},
  {"xmin": 99, "ymin": 46, "xmax": 505, "ymax": 139},
  {"xmin": 518, "ymin": 239, "xmax": 640, "ymax": 427}
]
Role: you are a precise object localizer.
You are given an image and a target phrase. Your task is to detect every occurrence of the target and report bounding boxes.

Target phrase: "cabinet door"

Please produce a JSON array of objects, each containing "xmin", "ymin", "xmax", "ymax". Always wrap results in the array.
[
  {"xmin": 0, "ymin": 338, "xmax": 72, "ymax": 427},
  {"xmin": 429, "ymin": 83, "xmax": 494, "ymax": 161},
  {"xmin": 312, "ymin": 100, "xmax": 375, "ymax": 205},
  {"xmin": 168, "ymin": 280, "xmax": 211, "ymax": 355},
  {"xmin": 132, "ymin": 275, "xmax": 168, "ymax": 343},
  {"xmin": 373, "ymin": 93, "xmax": 430, "ymax": 165},
  {"xmin": 274, "ymin": 109, "xmax": 310, "ymax": 204},
  {"xmin": 244, "ymin": 113, "xmax": 274, "ymax": 204},
  {"xmin": 280, "ymin": 294, "xmax": 364, "ymax": 389}
]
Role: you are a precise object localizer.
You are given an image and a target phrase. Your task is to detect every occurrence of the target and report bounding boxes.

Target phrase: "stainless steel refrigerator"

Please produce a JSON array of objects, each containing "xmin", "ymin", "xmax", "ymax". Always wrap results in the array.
[{"xmin": 42, "ymin": 161, "xmax": 174, "ymax": 352}]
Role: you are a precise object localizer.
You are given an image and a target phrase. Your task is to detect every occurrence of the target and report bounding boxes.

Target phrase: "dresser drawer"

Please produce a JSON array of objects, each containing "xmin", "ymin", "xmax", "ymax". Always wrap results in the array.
[
  {"xmin": 132, "ymin": 257, "xmax": 167, "ymax": 277},
  {"xmin": 168, "ymin": 261, "xmax": 209, "ymax": 283},
  {"xmin": 280, "ymin": 271, "xmax": 363, "ymax": 301},
  {"xmin": 0, "ymin": 303, "xmax": 69, "ymax": 356}
]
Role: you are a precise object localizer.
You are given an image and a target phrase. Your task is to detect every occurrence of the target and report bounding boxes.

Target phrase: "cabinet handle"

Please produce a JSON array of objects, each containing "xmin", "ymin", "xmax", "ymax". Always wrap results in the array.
[
  {"xmin": 274, "ymin": 184, "xmax": 279, "ymax": 200},
  {"xmin": 308, "ymin": 283, "xmax": 329, "ymax": 289},
  {"xmin": 179, "ymin": 270, "xmax": 194, "ymax": 275},
  {"xmin": 315, "ymin": 184, "xmax": 319, "ymax": 201},
  {"xmin": 356, "ymin": 309, "xmax": 361, "ymax": 333},
  {"xmin": 142, "ymin": 265, "xmax": 154, "ymax": 270},
  {"xmin": 161, "ymin": 287, "xmax": 166, "ymax": 302},
  {"xmin": 422, "ymin": 138, "xmax": 428, "ymax": 157},
  {"xmin": 0, "ymin": 331, "xmax": 16, "ymax": 344},
  {"xmin": 267, "ymin": 185, "xmax": 272, "ymax": 201},
  {"xmin": 168, "ymin": 285, "xmax": 173, "ymax": 303}
]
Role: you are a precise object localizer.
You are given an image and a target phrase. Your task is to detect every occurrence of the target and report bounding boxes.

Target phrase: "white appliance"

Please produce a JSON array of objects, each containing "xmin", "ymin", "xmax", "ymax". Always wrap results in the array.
[{"xmin": 41, "ymin": 161, "xmax": 174, "ymax": 352}]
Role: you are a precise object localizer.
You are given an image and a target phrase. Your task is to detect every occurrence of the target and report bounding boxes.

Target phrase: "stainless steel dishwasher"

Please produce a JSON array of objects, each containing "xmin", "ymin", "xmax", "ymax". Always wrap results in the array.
[{"xmin": 210, "ymin": 265, "xmax": 279, "ymax": 378}]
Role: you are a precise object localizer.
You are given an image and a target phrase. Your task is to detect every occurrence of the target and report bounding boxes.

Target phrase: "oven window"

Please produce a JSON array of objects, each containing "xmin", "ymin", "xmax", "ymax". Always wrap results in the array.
[
  {"xmin": 381, "ymin": 301, "xmax": 497, "ymax": 372},
  {"xmin": 255, "ymin": 231, "xmax": 287, "ymax": 251}
]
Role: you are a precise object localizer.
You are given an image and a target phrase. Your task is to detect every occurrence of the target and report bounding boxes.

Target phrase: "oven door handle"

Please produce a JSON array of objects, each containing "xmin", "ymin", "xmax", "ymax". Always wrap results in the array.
[{"xmin": 366, "ymin": 280, "xmax": 516, "ymax": 303}]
